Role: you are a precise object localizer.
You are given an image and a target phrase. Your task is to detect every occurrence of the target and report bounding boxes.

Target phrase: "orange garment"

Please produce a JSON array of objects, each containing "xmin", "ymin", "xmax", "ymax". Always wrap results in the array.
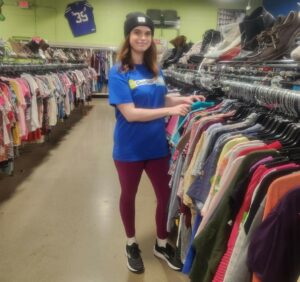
[{"xmin": 252, "ymin": 171, "xmax": 300, "ymax": 282}]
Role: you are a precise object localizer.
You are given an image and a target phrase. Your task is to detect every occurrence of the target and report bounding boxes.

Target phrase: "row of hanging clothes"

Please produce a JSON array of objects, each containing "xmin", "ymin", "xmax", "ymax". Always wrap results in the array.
[
  {"xmin": 0, "ymin": 64, "xmax": 98, "ymax": 175},
  {"xmin": 90, "ymin": 49, "xmax": 116, "ymax": 93},
  {"xmin": 165, "ymin": 68, "xmax": 300, "ymax": 282}
]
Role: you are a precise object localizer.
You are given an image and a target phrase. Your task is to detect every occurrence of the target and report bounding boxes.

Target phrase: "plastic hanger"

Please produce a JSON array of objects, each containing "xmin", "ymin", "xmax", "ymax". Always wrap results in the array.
[
  {"xmin": 259, "ymin": 117, "xmax": 291, "ymax": 140},
  {"xmin": 280, "ymin": 125, "xmax": 300, "ymax": 146},
  {"xmin": 264, "ymin": 156, "xmax": 291, "ymax": 168}
]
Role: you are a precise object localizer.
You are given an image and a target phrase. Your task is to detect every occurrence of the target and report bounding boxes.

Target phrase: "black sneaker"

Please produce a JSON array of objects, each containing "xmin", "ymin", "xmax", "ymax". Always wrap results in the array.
[
  {"xmin": 153, "ymin": 241, "xmax": 183, "ymax": 271},
  {"xmin": 125, "ymin": 243, "xmax": 144, "ymax": 274}
]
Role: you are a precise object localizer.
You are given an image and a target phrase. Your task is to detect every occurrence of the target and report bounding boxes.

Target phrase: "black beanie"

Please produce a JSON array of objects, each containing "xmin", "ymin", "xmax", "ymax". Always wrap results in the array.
[{"xmin": 124, "ymin": 12, "xmax": 154, "ymax": 37}]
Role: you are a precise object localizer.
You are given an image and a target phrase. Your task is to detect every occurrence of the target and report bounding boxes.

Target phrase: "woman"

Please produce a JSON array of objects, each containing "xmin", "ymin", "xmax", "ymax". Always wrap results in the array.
[{"xmin": 108, "ymin": 12, "xmax": 204, "ymax": 274}]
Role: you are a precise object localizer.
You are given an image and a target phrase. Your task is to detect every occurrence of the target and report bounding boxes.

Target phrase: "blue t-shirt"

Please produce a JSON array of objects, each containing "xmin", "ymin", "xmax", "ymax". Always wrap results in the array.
[
  {"xmin": 108, "ymin": 64, "xmax": 169, "ymax": 161},
  {"xmin": 64, "ymin": 1, "xmax": 96, "ymax": 37}
]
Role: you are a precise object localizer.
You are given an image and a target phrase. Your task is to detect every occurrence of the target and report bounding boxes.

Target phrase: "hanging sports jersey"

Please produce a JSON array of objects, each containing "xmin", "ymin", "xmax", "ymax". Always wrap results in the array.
[{"xmin": 65, "ymin": 1, "xmax": 96, "ymax": 37}]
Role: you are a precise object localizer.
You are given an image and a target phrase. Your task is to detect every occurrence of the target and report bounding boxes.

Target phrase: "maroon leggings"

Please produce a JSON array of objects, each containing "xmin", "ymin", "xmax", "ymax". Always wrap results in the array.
[{"xmin": 114, "ymin": 156, "xmax": 171, "ymax": 239}]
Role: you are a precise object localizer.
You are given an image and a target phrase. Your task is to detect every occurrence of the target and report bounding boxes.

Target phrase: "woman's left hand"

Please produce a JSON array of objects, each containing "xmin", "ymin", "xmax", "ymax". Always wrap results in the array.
[{"xmin": 182, "ymin": 95, "xmax": 206, "ymax": 105}]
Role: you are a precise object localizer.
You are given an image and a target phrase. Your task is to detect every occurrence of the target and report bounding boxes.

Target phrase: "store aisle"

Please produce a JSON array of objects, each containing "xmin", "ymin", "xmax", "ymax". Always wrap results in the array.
[{"xmin": 0, "ymin": 99, "xmax": 189, "ymax": 282}]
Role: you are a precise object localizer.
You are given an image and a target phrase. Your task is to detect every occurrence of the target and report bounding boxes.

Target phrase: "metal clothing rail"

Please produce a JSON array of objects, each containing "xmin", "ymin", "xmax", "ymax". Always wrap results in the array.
[
  {"xmin": 49, "ymin": 42, "xmax": 118, "ymax": 51},
  {"xmin": 218, "ymin": 59, "xmax": 300, "ymax": 70},
  {"xmin": 163, "ymin": 67, "xmax": 300, "ymax": 117},
  {"xmin": 221, "ymin": 79, "xmax": 300, "ymax": 118},
  {"xmin": 0, "ymin": 63, "xmax": 89, "ymax": 72}
]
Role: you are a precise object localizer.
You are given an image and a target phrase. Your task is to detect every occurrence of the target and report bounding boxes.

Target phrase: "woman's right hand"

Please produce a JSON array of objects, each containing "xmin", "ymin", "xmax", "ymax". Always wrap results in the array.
[{"xmin": 169, "ymin": 104, "xmax": 191, "ymax": 116}]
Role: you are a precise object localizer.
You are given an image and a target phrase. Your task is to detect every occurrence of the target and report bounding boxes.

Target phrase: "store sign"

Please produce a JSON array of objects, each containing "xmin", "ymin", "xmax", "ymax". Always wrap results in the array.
[{"xmin": 18, "ymin": 1, "xmax": 30, "ymax": 9}]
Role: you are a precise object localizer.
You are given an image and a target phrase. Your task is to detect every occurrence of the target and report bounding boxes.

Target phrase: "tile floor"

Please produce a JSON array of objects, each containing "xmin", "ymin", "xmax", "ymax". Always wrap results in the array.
[{"xmin": 0, "ymin": 99, "xmax": 189, "ymax": 282}]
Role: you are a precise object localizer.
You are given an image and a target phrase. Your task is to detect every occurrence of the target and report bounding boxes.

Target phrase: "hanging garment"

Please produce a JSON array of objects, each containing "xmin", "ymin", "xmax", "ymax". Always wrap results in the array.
[{"xmin": 248, "ymin": 188, "xmax": 300, "ymax": 282}]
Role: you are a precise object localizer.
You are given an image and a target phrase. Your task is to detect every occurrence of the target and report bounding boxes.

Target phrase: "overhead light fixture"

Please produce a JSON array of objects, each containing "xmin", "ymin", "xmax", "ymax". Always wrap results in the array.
[{"xmin": 246, "ymin": 0, "xmax": 252, "ymax": 11}]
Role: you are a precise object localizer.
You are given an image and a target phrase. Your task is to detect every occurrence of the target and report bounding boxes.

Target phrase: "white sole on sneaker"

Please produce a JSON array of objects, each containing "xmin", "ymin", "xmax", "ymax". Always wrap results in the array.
[{"xmin": 153, "ymin": 247, "xmax": 181, "ymax": 271}]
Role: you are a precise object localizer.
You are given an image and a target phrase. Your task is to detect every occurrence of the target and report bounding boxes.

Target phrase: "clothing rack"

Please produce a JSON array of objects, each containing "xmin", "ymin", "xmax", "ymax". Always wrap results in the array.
[
  {"xmin": 220, "ymin": 79, "xmax": 300, "ymax": 117},
  {"xmin": 49, "ymin": 42, "xmax": 118, "ymax": 51},
  {"xmin": 164, "ymin": 60, "xmax": 300, "ymax": 118},
  {"xmin": 0, "ymin": 63, "xmax": 96, "ymax": 175},
  {"xmin": 165, "ymin": 60, "xmax": 300, "ymax": 282},
  {"xmin": 0, "ymin": 63, "xmax": 88, "ymax": 73}
]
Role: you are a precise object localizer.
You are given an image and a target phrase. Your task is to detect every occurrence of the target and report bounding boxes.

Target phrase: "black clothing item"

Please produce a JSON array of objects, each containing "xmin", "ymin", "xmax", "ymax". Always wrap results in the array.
[{"xmin": 247, "ymin": 188, "xmax": 300, "ymax": 282}]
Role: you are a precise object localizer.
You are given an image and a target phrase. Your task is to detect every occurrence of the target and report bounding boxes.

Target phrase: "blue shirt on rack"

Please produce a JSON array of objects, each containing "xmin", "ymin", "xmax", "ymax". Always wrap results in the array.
[{"xmin": 65, "ymin": 1, "xmax": 96, "ymax": 37}]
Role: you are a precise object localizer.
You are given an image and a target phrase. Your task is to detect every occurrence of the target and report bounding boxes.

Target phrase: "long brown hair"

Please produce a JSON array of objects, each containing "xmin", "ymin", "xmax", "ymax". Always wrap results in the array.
[{"xmin": 117, "ymin": 36, "xmax": 159, "ymax": 77}]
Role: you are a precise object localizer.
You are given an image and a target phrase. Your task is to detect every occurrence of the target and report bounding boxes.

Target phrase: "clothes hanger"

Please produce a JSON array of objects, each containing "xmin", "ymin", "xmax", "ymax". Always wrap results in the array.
[
  {"xmin": 280, "ymin": 146, "xmax": 300, "ymax": 156},
  {"xmin": 279, "ymin": 124, "xmax": 300, "ymax": 146},
  {"xmin": 264, "ymin": 156, "xmax": 292, "ymax": 168},
  {"xmin": 258, "ymin": 114, "xmax": 290, "ymax": 136},
  {"xmin": 281, "ymin": 126, "xmax": 300, "ymax": 147},
  {"xmin": 226, "ymin": 103, "xmax": 252, "ymax": 122}
]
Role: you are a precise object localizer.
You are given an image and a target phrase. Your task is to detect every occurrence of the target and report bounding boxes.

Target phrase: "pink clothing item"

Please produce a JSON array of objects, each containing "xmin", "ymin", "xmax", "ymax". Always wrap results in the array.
[
  {"xmin": 0, "ymin": 95, "xmax": 4, "ymax": 106},
  {"xmin": 13, "ymin": 80, "xmax": 27, "ymax": 139},
  {"xmin": 16, "ymin": 78, "xmax": 30, "ymax": 98},
  {"xmin": 17, "ymin": 78, "xmax": 31, "ymax": 140},
  {"xmin": 166, "ymin": 115, "xmax": 179, "ymax": 137},
  {"xmin": 213, "ymin": 162, "xmax": 300, "ymax": 282},
  {"xmin": 0, "ymin": 83, "xmax": 15, "ymax": 124}
]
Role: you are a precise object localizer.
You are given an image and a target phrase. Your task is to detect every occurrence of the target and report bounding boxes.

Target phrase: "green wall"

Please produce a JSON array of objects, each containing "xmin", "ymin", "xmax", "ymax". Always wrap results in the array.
[
  {"xmin": 0, "ymin": 0, "xmax": 57, "ymax": 40},
  {"xmin": 0, "ymin": 0, "xmax": 219, "ymax": 47}
]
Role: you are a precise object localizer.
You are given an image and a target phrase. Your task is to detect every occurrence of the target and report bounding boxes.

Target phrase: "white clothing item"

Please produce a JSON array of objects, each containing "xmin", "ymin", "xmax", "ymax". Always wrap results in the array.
[
  {"xmin": 205, "ymin": 22, "xmax": 241, "ymax": 59},
  {"xmin": 21, "ymin": 74, "xmax": 40, "ymax": 131},
  {"xmin": 48, "ymin": 95, "xmax": 58, "ymax": 126},
  {"xmin": 64, "ymin": 89, "xmax": 71, "ymax": 116}
]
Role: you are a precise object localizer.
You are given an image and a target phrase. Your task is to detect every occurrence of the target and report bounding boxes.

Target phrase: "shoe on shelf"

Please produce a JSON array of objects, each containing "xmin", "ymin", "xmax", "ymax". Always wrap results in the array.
[
  {"xmin": 153, "ymin": 241, "xmax": 183, "ymax": 271},
  {"xmin": 205, "ymin": 22, "xmax": 241, "ymax": 59},
  {"xmin": 247, "ymin": 11, "xmax": 300, "ymax": 62},
  {"xmin": 291, "ymin": 45, "xmax": 300, "ymax": 61},
  {"xmin": 125, "ymin": 243, "xmax": 144, "ymax": 274},
  {"xmin": 239, "ymin": 6, "xmax": 275, "ymax": 52}
]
